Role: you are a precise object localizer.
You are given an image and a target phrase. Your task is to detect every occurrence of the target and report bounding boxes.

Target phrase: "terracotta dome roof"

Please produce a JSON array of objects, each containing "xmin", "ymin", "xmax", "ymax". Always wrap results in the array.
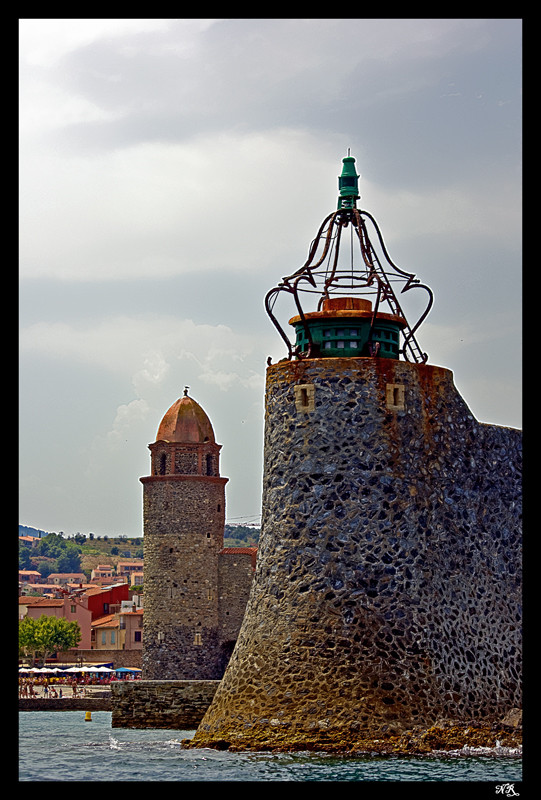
[{"xmin": 155, "ymin": 394, "xmax": 216, "ymax": 444}]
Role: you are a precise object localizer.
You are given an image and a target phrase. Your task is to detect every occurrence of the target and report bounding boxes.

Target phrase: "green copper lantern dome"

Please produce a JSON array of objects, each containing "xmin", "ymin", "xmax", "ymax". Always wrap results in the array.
[{"xmin": 289, "ymin": 297, "xmax": 406, "ymax": 359}]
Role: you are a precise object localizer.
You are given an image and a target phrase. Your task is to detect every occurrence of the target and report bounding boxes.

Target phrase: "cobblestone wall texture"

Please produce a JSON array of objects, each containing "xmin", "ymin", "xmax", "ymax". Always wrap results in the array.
[
  {"xmin": 190, "ymin": 356, "xmax": 522, "ymax": 751},
  {"xmin": 111, "ymin": 680, "xmax": 219, "ymax": 729}
]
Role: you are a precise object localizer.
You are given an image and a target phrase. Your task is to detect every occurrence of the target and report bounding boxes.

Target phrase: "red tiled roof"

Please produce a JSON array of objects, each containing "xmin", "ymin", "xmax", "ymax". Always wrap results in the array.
[
  {"xmin": 48, "ymin": 573, "xmax": 86, "ymax": 578},
  {"xmin": 27, "ymin": 598, "xmax": 64, "ymax": 607},
  {"xmin": 91, "ymin": 614, "xmax": 118, "ymax": 629},
  {"xmin": 83, "ymin": 584, "xmax": 124, "ymax": 596}
]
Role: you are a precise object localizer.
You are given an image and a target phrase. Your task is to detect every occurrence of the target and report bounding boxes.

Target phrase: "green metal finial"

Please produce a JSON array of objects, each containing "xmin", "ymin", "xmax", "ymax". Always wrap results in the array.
[{"xmin": 337, "ymin": 153, "xmax": 360, "ymax": 210}]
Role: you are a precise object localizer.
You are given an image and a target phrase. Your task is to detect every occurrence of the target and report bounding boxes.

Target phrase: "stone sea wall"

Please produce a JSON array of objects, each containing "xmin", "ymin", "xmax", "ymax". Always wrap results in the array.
[
  {"xmin": 189, "ymin": 356, "xmax": 522, "ymax": 751},
  {"xmin": 110, "ymin": 680, "xmax": 219, "ymax": 729}
]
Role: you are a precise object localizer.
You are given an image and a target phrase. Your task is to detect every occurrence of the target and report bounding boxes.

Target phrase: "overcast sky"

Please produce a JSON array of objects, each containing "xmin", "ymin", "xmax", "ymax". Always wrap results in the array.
[{"xmin": 19, "ymin": 18, "xmax": 522, "ymax": 537}]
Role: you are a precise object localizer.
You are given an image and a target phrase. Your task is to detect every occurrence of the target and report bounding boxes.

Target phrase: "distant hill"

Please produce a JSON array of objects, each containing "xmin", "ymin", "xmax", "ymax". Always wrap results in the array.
[
  {"xmin": 19, "ymin": 523, "xmax": 259, "ymax": 546},
  {"xmin": 20, "ymin": 521, "xmax": 258, "ymax": 585},
  {"xmin": 19, "ymin": 525, "xmax": 50, "ymax": 539},
  {"xmin": 19, "ymin": 524, "xmax": 141, "ymax": 541}
]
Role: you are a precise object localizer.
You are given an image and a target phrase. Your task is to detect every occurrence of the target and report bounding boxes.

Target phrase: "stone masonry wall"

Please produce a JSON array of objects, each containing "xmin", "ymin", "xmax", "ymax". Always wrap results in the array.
[
  {"xmin": 55, "ymin": 649, "xmax": 142, "ymax": 669},
  {"xmin": 141, "ymin": 476, "xmax": 226, "ymax": 679},
  {"xmin": 111, "ymin": 680, "xmax": 219, "ymax": 729},
  {"xmin": 218, "ymin": 551, "xmax": 256, "ymax": 645},
  {"xmin": 190, "ymin": 356, "xmax": 522, "ymax": 751}
]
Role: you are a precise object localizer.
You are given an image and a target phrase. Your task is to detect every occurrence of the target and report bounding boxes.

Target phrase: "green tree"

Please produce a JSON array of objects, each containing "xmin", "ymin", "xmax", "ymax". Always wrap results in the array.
[
  {"xmin": 38, "ymin": 616, "xmax": 81, "ymax": 662},
  {"xmin": 18, "ymin": 616, "xmax": 40, "ymax": 663},
  {"xmin": 36, "ymin": 533, "xmax": 64, "ymax": 560},
  {"xmin": 37, "ymin": 560, "xmax": 55, "ymax": 580},
  {"xmin": 56, "ymin": 544, "xmax": 82, "ymax": 573},
  {"xmin": 19, "ymin": 615, "xmax": 81, "ymax": 665},
  {"xmin": 19, "ymin": 543, "xmax": 32, "ymax": 570}
]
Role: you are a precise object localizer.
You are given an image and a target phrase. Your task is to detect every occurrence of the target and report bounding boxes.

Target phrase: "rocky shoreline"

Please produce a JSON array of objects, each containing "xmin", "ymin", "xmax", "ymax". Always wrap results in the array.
[{"xmin": 183, "ymin": 714, "xmax": 523, "ymax": 756}]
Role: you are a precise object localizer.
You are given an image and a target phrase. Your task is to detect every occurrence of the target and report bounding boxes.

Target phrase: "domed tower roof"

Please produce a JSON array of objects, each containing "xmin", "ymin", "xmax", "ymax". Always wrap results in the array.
[{"xmin": 155, "ymin": 389, "xmax": 216, "ymax": 444}]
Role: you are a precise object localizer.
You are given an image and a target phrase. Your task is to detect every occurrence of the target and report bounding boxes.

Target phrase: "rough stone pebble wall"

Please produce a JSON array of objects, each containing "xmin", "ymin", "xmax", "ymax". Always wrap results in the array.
[{"xmin": 190, "ymin": 356, "xmax": 522, "ymax": 751}]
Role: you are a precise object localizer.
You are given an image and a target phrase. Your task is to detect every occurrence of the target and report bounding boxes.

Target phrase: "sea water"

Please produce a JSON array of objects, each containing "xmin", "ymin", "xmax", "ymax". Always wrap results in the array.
[{"xmin": 19, "ymin": 711, "xmax": 523, "ymax": 785}]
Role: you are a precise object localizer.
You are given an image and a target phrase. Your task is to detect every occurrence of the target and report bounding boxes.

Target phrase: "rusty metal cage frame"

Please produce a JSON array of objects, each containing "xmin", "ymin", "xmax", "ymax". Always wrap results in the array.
[{"xmin": 265, "ymin": 206, "xmax": 433, "ymax": 363}]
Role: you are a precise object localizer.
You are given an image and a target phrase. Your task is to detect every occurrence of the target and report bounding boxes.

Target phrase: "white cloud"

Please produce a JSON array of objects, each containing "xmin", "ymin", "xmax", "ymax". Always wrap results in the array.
[
  {"xmin": 132, "ymin": 350, "xmax": 170, "ymax": 390},
  {"xmin": 104, "ymin": 397, "xmax": 150, "ymax": 450},
  {"xmin": 20, "ymin": 19, "xmax": 180, "ymax": 67},
  {"xmin": 20, "ymin": 313, "xmax": 260, "ymax": 380}
]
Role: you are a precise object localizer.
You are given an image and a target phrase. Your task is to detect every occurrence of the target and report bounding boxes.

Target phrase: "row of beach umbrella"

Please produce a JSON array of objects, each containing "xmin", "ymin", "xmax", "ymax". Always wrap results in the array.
[{"xmin": 19, "ymin": 666, "xmax": 141, "ymax": 673}]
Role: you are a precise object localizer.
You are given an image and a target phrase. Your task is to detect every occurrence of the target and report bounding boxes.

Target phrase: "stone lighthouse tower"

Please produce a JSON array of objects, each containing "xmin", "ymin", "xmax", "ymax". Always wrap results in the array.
[
  {"xmin": 140, "ymin": 389, "xmax": 228, "ymax": 680},
  {"xmin": 188, "ymin": 155, "xmax": 522, "ymax": 751}
]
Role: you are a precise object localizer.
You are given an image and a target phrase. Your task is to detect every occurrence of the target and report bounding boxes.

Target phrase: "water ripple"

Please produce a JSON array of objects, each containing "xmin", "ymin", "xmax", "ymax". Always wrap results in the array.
[{"xmin": 19, "ymin": 712, "xmax": 523, "ymax": 783}]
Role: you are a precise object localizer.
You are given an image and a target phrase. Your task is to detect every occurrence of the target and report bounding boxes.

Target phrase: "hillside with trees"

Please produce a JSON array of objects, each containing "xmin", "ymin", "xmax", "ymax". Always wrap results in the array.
[
  {"xmin": 223, "ymin": 524, "xmax": 259, "ymax": 547},
  {"xmin": 19, "ymin": 524, "xmax": 259, "ymax": 581}
]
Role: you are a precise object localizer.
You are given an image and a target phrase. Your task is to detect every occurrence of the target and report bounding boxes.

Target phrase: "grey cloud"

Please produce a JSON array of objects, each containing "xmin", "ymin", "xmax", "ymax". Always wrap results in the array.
[{"xmin": 43, "ymin": 18, "xmax": 520, "ymax": 187}]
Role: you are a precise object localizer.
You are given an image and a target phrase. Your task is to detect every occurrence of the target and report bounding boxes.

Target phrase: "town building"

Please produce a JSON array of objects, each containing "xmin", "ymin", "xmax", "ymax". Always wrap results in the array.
[
  {"xmin": 24, "ymin": 595, "xmax": 93, "ymax": 649},
  {"xmin": 116, "ymin": 559, "xmax": 144, "ymax": 583},
  {"xmin": 90, "ymin": 565, "xmax": 114, "ymax": 583},
  {"xmin": 82, "ymin": 583, "xmax": 130, "ymax": 620},
  {"xmin": 91, "ymin": 605, "xmax": 143, "ymax": 651},
  {"xmin": 19, "ymin": 570, "xmax": 42, "ymax": 586},
  {"xmin": 47, "ymin": 572, "xmax": 86, "ymax": 586},
  {"xmin": 20, "ymin": 582, "xmax": 141, "ymax": 661}
]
